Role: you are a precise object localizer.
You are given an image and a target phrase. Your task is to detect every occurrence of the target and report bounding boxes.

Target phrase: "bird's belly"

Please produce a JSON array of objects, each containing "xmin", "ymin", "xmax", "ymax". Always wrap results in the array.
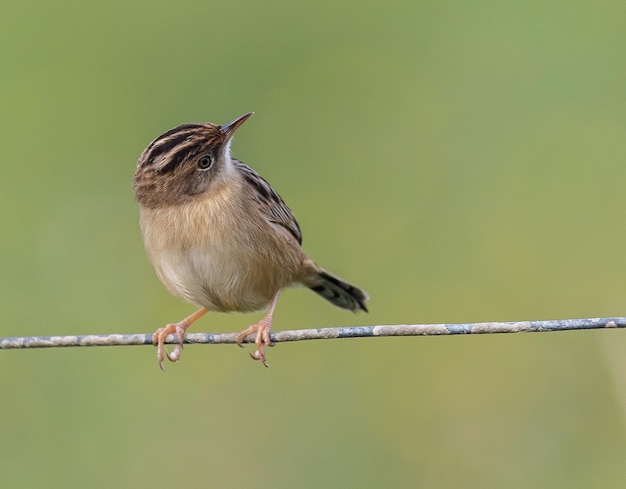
[
  {"xmin": 141, "ymin": 199, "xmax": 305, "ymax": 313},
  {"xmin": 153, "ymin": 245, "xmax": 296, "ymax": 313}
]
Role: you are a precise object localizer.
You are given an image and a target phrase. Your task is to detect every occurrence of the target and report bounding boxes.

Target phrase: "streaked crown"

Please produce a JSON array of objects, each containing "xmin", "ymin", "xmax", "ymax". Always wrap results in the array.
[{"xmin": 133, "ymin": 113, "xmax": 252, "ymax": 208}]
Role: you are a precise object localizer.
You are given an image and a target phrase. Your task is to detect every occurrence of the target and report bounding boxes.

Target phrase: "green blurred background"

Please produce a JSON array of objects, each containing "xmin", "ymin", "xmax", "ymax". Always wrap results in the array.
[{"xmin": 2, "ymin": 1, "xmax": 626, "ymax": 487}]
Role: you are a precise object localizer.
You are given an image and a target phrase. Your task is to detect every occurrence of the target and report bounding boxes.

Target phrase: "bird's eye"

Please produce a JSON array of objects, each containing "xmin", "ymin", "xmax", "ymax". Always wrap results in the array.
[{"xmin": 197, "ymin": 155, "xmax": 214, "ymax": 170}]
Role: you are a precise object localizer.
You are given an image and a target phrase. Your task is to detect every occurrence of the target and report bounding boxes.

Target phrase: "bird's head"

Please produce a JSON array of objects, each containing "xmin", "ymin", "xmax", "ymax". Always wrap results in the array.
[{"xmin": 133, "ymin": 112, "xmax": 253, "ymax": 207}]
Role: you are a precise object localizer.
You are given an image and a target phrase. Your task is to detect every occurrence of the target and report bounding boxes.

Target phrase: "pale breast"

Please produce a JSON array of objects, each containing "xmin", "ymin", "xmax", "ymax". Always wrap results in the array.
[{"xmin": 139, "ymin": 181, "xmax": 305, "ymax": 312}]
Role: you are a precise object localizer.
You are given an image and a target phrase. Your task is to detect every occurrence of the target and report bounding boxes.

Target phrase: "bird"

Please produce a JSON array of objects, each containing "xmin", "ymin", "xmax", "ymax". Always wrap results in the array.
[{"xmin": 133, "ymin": 112, "xmax": 368, "ymax": 369}]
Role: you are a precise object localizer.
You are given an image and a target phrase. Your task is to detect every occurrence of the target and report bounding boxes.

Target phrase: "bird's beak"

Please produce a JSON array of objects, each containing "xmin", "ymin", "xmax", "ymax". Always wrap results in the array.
[{"xmin": 220, "ymin": 112, "xmax": 254, "ymax": 139}]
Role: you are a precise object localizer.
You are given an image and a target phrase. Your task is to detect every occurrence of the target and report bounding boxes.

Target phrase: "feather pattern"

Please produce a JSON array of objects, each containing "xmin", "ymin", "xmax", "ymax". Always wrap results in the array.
[
  {"xmin": 233, "ymin": 159, "xmax": 303, "ymax": 245},
  {"xmin": 133, "ymin": 113, "xmax": 369, "ymax": 367}
]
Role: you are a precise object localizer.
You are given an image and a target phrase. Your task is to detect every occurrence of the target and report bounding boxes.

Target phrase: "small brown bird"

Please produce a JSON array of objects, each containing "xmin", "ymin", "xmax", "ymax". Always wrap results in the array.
[{"xmin": 133, "ymin": 113, "xmax": 368, "ymax": 369}]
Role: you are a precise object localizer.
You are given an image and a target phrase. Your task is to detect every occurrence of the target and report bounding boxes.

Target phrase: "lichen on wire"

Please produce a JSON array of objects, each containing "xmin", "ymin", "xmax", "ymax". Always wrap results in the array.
[{"xmin": 1, "ymin": 316, "xmax": 624, "ymax": 350}]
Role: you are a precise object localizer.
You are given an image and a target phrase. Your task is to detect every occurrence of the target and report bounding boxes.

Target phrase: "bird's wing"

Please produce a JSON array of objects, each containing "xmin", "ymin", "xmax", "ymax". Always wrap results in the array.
[{"xmin": 234, "ymin": 159, "xmax": 303, "ymax": 245}]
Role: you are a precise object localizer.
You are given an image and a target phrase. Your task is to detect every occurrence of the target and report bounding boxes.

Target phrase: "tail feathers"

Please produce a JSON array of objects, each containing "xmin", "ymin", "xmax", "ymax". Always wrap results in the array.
[{"xmin": 308, "ymin": 269, "xmax": 369, "ymax": 313}]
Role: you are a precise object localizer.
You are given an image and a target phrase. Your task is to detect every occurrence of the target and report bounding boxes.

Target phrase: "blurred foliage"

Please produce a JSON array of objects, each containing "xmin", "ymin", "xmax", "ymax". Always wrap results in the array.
[{"xmin": 1, "ymin": 0, "xmax": 626, "ymax": 487}]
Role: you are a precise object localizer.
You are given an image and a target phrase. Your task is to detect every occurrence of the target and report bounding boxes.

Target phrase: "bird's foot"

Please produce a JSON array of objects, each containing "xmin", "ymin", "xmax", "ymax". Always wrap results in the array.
[
  {"xmin": 152, "ymin": 322, "xmax": 187, "ymax": 371},
  {"xmin": 152, "ymin": 308, "xmax": 208, "ymax": 370},
  {"xmin": 236, "ymin": 316, "xmax": 274, "ymax": 368}
]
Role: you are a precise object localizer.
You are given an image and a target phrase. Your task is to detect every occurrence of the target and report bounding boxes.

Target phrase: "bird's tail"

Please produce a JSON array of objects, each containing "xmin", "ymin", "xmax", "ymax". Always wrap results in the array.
[{"xmin": 307, "ymin": 268, "xmax": 369, "ymax": 313}]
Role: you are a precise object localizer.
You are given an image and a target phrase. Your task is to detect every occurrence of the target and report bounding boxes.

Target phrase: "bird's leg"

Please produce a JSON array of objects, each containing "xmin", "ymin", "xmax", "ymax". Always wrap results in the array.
[
  {"xmin": 152, "ymin": 307, "xmax": 208, "ymax": 370},
  {"xmin": 236, "ymin": 292, "xmax": 280, "ymax": 367}
]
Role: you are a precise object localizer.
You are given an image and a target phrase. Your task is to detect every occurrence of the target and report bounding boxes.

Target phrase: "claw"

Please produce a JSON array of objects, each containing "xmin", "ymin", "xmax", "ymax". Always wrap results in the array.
[
  {"xmin": 236, "ymin": 315, "xmax": 272, "ymax": 366},
  {"xmin": 249, "ymin": 349, "xmax": 269, "ymax": 368},
  {"xmin": 236, "ymin": 292, "xmax": 279, "ymax": 367},
  {"xmin": 152, "ymin": 307, "xmax": 208, "ymax": 370}
]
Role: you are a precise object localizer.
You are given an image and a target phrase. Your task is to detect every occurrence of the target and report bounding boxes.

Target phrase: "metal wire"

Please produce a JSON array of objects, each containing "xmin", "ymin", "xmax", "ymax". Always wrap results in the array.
[{"xmin": 1, "ymin": 316, "xmax": 624, "ymax": 350}]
